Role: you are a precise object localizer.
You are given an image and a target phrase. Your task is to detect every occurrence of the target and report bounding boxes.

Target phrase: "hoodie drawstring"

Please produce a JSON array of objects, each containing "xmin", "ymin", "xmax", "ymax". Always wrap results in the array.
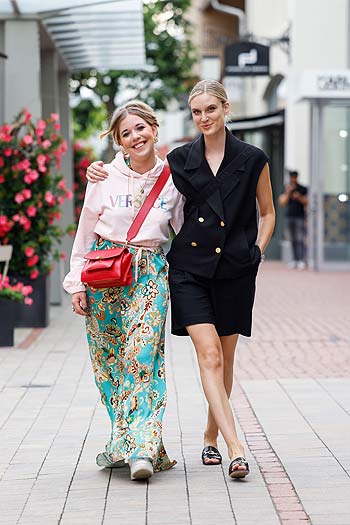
[{"xmin": 134, "ymin": 247, "xmax": 151, "ymax": 282}]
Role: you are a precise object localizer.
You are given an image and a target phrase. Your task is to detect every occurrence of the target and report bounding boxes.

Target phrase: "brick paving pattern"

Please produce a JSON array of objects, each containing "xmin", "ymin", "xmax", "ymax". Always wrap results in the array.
[{"xmin": 0, "ymin": 262, "xmax": 349, "ymax": 524}]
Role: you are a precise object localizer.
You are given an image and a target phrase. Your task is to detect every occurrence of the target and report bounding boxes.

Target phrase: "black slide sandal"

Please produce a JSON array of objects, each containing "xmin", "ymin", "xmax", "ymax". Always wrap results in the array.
[
  {"xmin": 201, "ymin": 446, "xmax": 222, "ymax": 465},
  {"xmin": 228, "ymin": 456, "xmax": 250, "ymax": 478}
]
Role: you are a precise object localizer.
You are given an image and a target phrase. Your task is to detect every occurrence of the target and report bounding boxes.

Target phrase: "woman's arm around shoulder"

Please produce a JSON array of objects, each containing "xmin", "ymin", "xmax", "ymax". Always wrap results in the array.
[{"xmin": 86, "ymin": 160, "xmax": 109, "ymax": 182}]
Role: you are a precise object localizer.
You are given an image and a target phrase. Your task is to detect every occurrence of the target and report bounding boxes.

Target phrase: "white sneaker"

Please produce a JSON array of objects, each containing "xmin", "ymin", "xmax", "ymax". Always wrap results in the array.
[
  {"xmin": 296, "ymin": 261, "xmax": 306, "ymax": 270},
  {"xmin": 129, "ymin": 457, "xmax": 153, "ymax": 480}
]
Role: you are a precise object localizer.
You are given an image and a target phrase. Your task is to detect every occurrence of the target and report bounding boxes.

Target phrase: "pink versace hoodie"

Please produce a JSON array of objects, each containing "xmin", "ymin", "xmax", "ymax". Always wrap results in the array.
[{"xmin": 63, "ymin": 152, "xmax": 184, "ymax": 294}]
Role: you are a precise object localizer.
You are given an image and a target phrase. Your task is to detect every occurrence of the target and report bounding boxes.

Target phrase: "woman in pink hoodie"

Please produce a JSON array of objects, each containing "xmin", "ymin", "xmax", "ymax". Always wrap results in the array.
[{"xmin": 63, "ymin": 101, "xmax": 184, "ymax": 481}]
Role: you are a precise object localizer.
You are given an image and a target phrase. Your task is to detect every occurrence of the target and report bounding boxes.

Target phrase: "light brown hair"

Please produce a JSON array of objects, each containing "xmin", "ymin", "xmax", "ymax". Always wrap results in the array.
[{"xmin": 100, "ymin": 100, "xmax": 159, "ymax": 144}]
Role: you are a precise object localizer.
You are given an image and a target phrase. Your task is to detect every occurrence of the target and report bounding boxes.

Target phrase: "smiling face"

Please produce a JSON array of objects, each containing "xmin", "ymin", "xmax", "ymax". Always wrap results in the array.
[
  {"xmin": 190, "ymin": 93, "xmax": 229, "ymax": 136},
  {"xmin": 118, "ymin": 113, "xmax": 158, "ymax": 164}
]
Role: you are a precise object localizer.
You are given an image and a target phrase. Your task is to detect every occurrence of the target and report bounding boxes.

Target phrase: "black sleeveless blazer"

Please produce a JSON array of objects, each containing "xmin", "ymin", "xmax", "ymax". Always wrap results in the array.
[{"xmin": 166, "ymin": 128, "xmax": 269, "ymax": 279}]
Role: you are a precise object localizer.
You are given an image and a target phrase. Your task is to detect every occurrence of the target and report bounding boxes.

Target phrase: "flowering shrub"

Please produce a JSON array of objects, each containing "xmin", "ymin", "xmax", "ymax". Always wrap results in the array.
[
  {"xmin": 0, "ymin": 274, "xmax": 33, "ymax": 303},
  {"xmin": 0, "ymin": 109, "xmax": 73, "ymax": 278},
  {"xmin": 73, "ymin": 142, "xmax": 95, "ymax": 223}
]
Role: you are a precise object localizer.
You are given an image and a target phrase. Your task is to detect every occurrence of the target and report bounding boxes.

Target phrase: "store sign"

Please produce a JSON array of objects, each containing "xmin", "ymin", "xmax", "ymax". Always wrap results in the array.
[
  {"xmin": 318, "ymin": 74, "xmax": 350, "ymax": 92},
  {"xmin": 224, "ymin": 42, "xmax": 270, "ymax": 76},
  {"xmin": 298, "ymin": 70, "xmax": 350, "ymax": 99}
]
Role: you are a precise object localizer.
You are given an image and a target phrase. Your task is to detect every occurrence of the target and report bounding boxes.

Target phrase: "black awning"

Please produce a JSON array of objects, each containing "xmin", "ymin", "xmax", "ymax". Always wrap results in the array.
[{"xmin": 227, "ymin": 110, "xmax": 284, "ymax": 131}]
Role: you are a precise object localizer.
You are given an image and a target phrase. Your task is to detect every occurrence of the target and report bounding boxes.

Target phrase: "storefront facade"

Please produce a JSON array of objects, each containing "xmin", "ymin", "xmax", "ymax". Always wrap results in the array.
[{"xmin": 299, "ymin": 71, "xmax": 350, "ymax": 270}]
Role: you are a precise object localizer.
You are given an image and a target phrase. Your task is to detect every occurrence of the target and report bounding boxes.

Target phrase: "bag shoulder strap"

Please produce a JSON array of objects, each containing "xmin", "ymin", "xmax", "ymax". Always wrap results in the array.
[{"xmin": 126, "ymin": 165, "xmax": 171, "ymax": 243}]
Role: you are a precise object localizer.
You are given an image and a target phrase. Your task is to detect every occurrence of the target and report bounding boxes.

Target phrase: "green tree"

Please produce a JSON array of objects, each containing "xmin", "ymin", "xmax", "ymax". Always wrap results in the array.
[
  {"xmin": 72, "ymin": 99, "xmax": 107, "ymax": 141},
  {"xmin": 70, "ymin": 0, "xmax": 196, "ymax": 157}
]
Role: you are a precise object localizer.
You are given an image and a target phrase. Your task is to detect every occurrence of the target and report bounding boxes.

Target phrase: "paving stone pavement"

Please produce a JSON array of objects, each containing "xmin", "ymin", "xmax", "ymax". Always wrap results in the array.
[{"xmin": 0, "ymin": 262, "xmax": 349, "ymax": 525}]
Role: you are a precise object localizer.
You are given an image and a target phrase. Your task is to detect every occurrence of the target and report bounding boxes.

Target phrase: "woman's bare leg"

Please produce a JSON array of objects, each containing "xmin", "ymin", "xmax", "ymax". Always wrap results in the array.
[
  {"xmin": 203, "ymin": 334, "xmax": 239, "ymax": 463},
  {"xmin": 187, "ymin": 324, "xmax": 244, "ymax": 462}
]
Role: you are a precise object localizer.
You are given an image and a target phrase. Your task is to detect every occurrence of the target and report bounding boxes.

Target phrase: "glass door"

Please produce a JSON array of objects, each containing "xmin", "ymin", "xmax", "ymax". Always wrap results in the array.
[
  {"xmin": 322, "ymin": 104, "xmax": 350, "ymax": 263},
  {"xmin": 309, "ymin": 101, "xmax": 350, "ymax": 270}
]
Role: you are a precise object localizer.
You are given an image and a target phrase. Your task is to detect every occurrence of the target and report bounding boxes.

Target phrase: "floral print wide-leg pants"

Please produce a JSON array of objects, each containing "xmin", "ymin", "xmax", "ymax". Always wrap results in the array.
[{"xmin": 85, "ymin": 240, "xmax": 176, "ymax": 472}]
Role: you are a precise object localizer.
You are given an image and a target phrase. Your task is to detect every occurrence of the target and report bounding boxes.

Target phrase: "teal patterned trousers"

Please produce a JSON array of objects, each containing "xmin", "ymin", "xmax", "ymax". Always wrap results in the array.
[{"xmin": 85, "ymin": 239, "xmax": 176, "ymax": 472}]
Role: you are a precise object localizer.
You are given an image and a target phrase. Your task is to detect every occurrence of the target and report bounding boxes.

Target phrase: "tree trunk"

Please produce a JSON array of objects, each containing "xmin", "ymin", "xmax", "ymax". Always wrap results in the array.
[{"xmin": 102, "ymin": 98, "xmax": 118, "ymax": 163}]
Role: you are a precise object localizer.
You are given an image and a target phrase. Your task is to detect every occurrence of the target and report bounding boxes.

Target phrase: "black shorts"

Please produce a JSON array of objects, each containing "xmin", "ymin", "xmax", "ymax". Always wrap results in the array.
[{"xmin": 169, "ymin": 267, "xmax": 259, "ymax": 337}]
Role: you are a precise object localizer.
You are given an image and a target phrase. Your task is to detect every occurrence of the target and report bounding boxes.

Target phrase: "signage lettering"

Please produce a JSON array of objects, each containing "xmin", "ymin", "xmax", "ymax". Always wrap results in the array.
[
  {"xmin": 317, "ymin": 75, "xmax": 350, "ymax": 91},
  {"xmin": 224, "ymin": 42, "xmax": 270, "ymax": 77}
]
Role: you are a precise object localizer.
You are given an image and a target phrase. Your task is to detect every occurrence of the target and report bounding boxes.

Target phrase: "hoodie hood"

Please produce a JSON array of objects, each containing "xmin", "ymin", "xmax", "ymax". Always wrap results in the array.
[{"xmin": 111, "ymin": 151, "xmax": 164, "ymax": 179}]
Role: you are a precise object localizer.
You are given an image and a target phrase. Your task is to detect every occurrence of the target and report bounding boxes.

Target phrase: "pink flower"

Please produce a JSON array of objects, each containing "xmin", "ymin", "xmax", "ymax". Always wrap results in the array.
[
  {"xmin": 30, "ymin": 269, "xmax": 39, "ymax": 280},
  {"xmin": 12, "ymin": 214, "xmax": 20, "ymax": 222},
  {"xmin": 0, "ymin": 157, "xmax": 4, "ymax": 168},
  {"xmin": 37, "ymin": 153, "xmax": 46, "ymax": 164},
  {"xmin": 27, "ymin": 206, "xmax": 37, "ymax": 217},
  {"xmin": 22, "ymin": 134, "xmax": 33, "ymax": 145},
  {"xmin": 42, "ymin": 139, "xmax": 51, "ymax": 149},
  {"xmin": 30, "ymin": 169, "xmax": 39, "ymax": 181},
  {"xmin": 36, "ymin": 119, "xmax": 46, "ymax": 137},
  {"xmin": 14, "ymin": 193, "xmax": 25, "ymax": 204},
  {"xmin": 24, "ymin": 297, "xmax": 33, "ymax": 305},
  {"xmin": 0, "ymin": 215, "xmax": 13, "ymax": 237},
  {"xmin": 23, "ymin": 109, "xmax": 32, "ymax": 124},
  {"xmin": 65, "ymin": 189, "xmax": 73, "ymax": 200},
  {"xmin": 1, "ymin": 124, "xmax": 12, "ymax": 134},
  {"xmin": 22, "ymin": 189, "xmax": 32, "ymax": 200},
  {"xmin": 60, "ymin": 252, "xmax": 66, "ymax": 261},
  {"xmin": 0, "ymin": 175, "xmax": 4, "ymax": 183},
  {"xmin": 60, "ymin": 140, "xmax": 67, "ymax": 154},
  {"xmin": 0, "ymin": 133, "xmax": 12, "ymax": 143},
  {"xmin": 44, "ymin": 191, "xmax": 56, "ymax": 205},
  {"xmin": 58, "ymin": 179, "xmax": 66, "ymax": 189},
  {"xmin": 17, "ymin": 159, "xmax": 31, "ymax": 171},
  {"xmin": 50, "ymin": 113, "xmax": 59, "ymax": 121},
  {"xmin": 58, "ymin": 196, "xmax": 64, "ymax": 205},
  {"xmin": 4, "ymin": 148, "xmax": 12, "ymax": 157},
  {"xmin": 54, "ymin": 123, "xmax": 60, "ymax": 130},
  {"xmin": 24, "ymin": 169, "xmax": 39, "ymax": 184},
  {"xmin": 27, "ymin": 254, "xmax": 39, "ymax": 267},
  {"xmin": 24, "ymin": 246, "xmax": 35, "ymax": 257},
  {"xmin": 37, "ymin": 153, "xmax": 47, "ymax": 172},
  {"xmin": 20, "ymin": 216, "xmax": 31, "ymax": 231},
  {"xmin": 22, "ymin": 285, "xmax": 33, "ymax": 296}
]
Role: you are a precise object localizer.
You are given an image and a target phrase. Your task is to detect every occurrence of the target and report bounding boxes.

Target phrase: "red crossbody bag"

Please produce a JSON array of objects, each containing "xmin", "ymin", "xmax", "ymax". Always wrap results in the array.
[{"xmin": 81, "ymin": 165, "xmax": 170, "ymax": 289}]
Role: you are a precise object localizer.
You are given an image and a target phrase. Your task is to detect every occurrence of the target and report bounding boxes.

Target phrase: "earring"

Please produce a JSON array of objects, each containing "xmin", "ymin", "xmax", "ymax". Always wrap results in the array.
[
  {"xmin": 118, "ymin": 144, "xmax": 127, "ymax": 155},
  {"xmin": 153, "ymin": 135, "xmax": 158, "ymax": 144}
]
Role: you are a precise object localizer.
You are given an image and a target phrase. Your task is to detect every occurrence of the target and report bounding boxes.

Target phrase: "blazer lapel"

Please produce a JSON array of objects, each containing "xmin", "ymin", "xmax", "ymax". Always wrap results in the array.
[
  {"xmin": 217, "ymin": 130, "xmax": 253, "ymax": 200},
  {"xmin": 184, "ymin": 135, "xmax": 225, "ymax": 220}
]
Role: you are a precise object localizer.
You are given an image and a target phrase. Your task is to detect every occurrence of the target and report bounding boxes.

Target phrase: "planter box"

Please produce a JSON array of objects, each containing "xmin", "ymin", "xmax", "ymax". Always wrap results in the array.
[
  {"xmin": 11, "ymin": 274, "xmax": 50, "ymax": 328},
  {"xmin": 0, "ymin": 299, "xmax": 15, "ymax": 346}
]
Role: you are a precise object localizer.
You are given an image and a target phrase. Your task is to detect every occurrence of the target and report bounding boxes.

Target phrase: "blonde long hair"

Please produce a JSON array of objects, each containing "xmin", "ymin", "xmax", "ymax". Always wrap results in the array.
[{"xmin": 100, "ymin": 100, "xmax": 159, "ymax": 144}]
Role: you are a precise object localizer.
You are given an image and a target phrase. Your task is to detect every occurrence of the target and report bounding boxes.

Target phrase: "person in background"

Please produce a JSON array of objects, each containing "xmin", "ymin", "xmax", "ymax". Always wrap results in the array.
[
  {"xmin": 86, "ymin": 80, "xmax": 275, "ymax": 480},
  {"xmin": 63, "ymin": 101, "xmax": 184, "ymax": 481},
  {"xmin": 278, "ymin": 170, "xmax": 308, "ymax": 269}
]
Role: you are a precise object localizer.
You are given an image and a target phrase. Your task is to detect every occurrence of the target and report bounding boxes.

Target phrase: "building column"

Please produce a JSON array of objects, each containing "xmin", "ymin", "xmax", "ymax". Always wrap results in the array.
[
  {"xmin": 0, "ymin": 22, "xmax": 5, "ymax": 125},
  {"xmin": 40, "ymin": 49, "xmax": 62, "ymax": 304},
  {"xmin": 58, "ymin": 70, "xmax": 74, "ymax": 277},
  {"xmin": 4, "ymin": 20, "xmax": 41, "ymax": 120}
]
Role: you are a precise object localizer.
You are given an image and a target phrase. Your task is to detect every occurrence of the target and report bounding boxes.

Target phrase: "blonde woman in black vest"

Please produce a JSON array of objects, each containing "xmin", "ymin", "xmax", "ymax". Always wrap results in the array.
[{"xmin": 86, "ymin": 80, "xmax": 275, "ymax": 479}]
